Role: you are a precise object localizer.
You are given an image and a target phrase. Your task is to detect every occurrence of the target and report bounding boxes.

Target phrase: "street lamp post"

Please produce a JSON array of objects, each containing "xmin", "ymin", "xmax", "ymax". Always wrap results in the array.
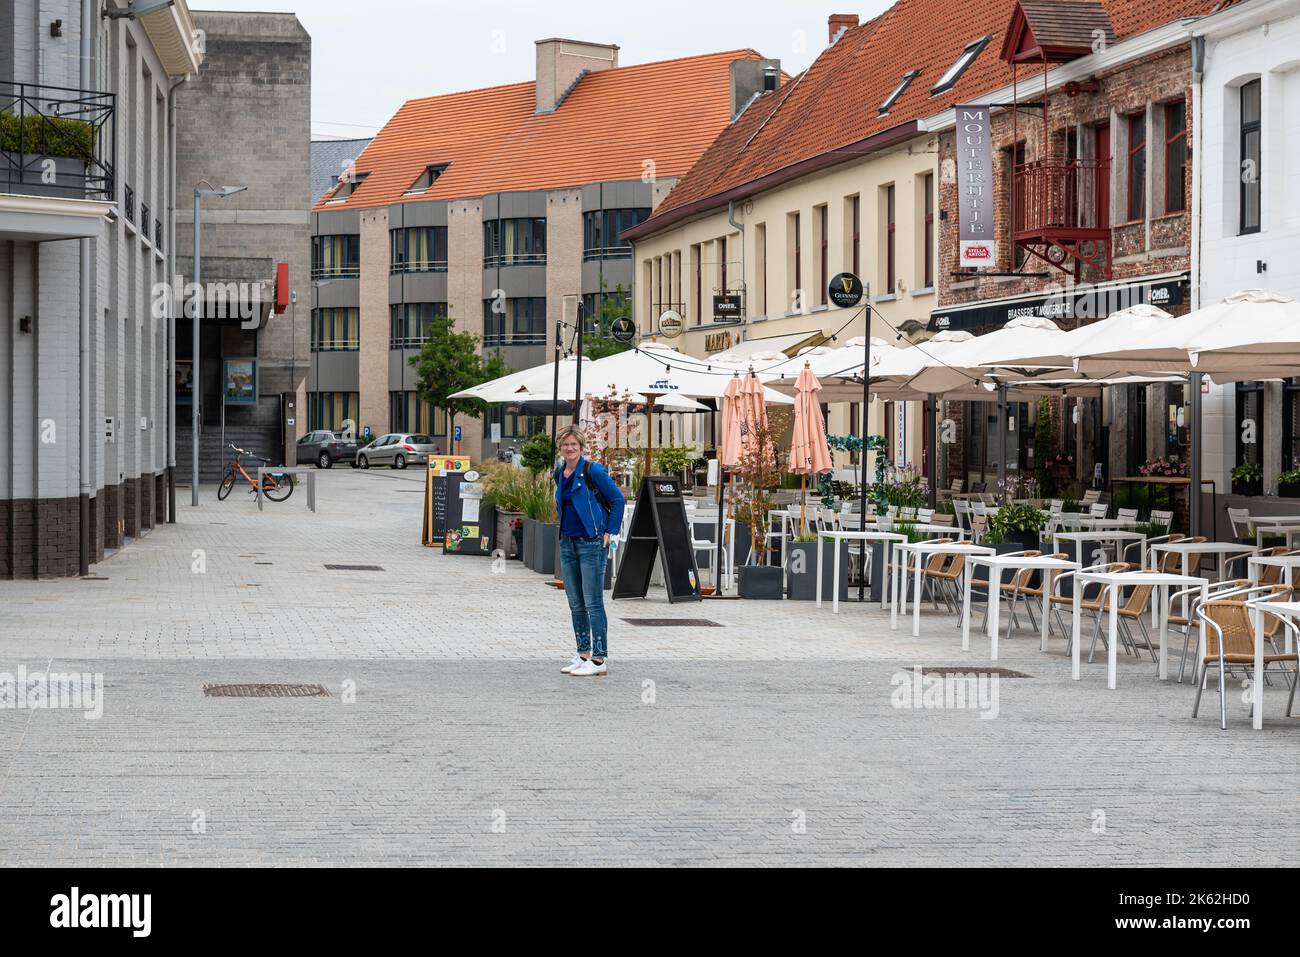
[{"xmin": 191, "ymin": 182, "xmax": 246, "ymax": 506}]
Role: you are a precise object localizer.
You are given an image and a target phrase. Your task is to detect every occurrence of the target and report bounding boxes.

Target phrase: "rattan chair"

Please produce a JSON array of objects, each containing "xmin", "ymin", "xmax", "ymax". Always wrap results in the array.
[{"xmin": 1194, "ymin": 599, "xmax": 1299, "ymax": 729}]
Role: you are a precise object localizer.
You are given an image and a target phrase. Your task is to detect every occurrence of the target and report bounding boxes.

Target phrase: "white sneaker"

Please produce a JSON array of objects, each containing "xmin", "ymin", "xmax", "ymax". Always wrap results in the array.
[
  {"xmin": 560, "ymin": 655, "xmax": 585, "ymax": 674},
  {"xmin": 569, "ymin": 658, "xmax": 607, "ymax": 677}
]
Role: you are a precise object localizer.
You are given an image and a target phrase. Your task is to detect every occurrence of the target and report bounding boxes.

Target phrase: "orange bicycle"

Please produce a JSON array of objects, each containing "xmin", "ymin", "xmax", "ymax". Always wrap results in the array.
[{"xmin": 218, "ymin": 444, "xmax": 295, "ymax": 502}]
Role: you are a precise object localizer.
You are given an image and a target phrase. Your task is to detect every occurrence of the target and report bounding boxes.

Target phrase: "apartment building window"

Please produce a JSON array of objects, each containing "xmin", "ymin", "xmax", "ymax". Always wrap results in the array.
[
  {"xmin": 1126, "ymin": 112, "xmax": 1146, "ymax": 221},
  {"xmin": 583, "ymin": 208, "xmax": 650, "ymax": 260},
  {"xmin": 483, "ymin": 297, "xmax": 546, "ymax": 346},
  {"xmin": 311, "ymin": 234, "xmax": 360, "ymax": 279},
  {"xmin": 851, "ymin": 195, "xmax": 861, "ymax": 277},
  {"xmin": 921, "ymin": 172, "xmax": 935, "ymax": 288},
  {"xmin": 495, "ymin": 407, "xmax": 539, "ymax": 440},
  {"xmin": 390, "ymin": 391, "xmax": 447, "ymax": 437},
  {"xmin": 582, "ymin": 290, "xmax": 630, "ymax": 331},
  {"xmin": 816, "ymin": 205, "xmax": 828, "ymax": 305},
  {"xmin": 1236, "ymin": 381, "xmax": 1264, "ymax": 470},
  {"xmin": 308, "ymin": 392, "xmax": 359, "ymax": 432},
  {"xmin": 390, "ymin": 302, "xmax": 448, "ymax": 348},
  {"xmin": 882, "ymin": 185, "xmax": 896, "ymax": 295},
  {"xmin": 690, "ymin": 244, "xmax": 702, "ymax": 324},
  {"xmin": 755, "ymin": 223, "xmax": 767, "ymax": 316},
  {"xmin": 1003, "ymin": 143, "xmax": 1027, "ymax": 269},
  {"xmin": 1164, "ymin": 101, "xmax": 1187, "ymax": 214},
  {"xmin": 1240, "ymin": 79, "xmax": 1261, "ymax": 234},
  {"xmin": 484, "ymin": 217, "xmax": 547, "ymax": 267},
  {"xmin": 718, "ymin": 236, "xmax": 728, "ymax": 296},
  {"xmin": 390, "ymin": 226, "xmax": 448, "ymax": 274},
  {"xmin": 790, "ymin": 212, "xmax": 801, "ymax": 310},
  {"xmin": 310, "ymin": 307, "xmax": 359, "ymax": 351}
]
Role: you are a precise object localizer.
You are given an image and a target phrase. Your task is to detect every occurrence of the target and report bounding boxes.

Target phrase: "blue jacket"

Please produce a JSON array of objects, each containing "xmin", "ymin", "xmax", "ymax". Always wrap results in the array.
[{"xmin": 553, "ymin": 456, "xmax": 626, "ymax": 538}]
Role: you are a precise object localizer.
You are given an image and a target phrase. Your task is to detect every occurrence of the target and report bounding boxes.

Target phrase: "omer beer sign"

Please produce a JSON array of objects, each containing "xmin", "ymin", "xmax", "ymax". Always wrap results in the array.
[{"xmin": 957, "ymin": 105, "xmax": 996, "ymax": 268}]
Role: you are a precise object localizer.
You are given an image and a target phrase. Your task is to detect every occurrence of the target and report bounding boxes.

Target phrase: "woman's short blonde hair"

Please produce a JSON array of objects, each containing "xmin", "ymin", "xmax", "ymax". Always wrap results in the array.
[{"xmin": 556, "ymin": 425, "xmax": 587, "ymax": 449}]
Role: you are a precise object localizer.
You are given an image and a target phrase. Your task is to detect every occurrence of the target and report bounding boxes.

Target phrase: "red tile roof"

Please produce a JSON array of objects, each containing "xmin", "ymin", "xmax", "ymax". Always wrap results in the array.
[
  {"xmin": 313, "ymin": 49, "xmax": 772, "ymax": 211},
  {"xmin": 631, "ymin": 0, "xmax": 1216, "ymax": 239}
]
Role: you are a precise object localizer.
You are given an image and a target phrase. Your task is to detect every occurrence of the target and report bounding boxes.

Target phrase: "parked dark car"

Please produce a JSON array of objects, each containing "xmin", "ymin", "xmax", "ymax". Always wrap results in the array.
[{"xmin": 295, "ymin": 430, "xmax": 359, "ymax": 468}]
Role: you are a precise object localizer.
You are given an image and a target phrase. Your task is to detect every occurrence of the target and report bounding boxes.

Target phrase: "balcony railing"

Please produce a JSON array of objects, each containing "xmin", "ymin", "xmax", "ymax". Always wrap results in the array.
[
  {"xmin": 311, "ymin": 264, "xmax": 361, "ymax": 280},
  {"xmin": 483, "ymin": 332, "xmax": 546, "ymax": 348},
  {"xmin": 140, "ymin": 201, "xmax": 150, "ymax": 236},
  {"xmin": 1012, "ymin": 159, "xmax": 1109, "ymax": 238},
  {"xmin": 582, "ymin": 245, "xmax": 633, "ymax": 262},
  {"xmin": 389, "ymin": 336, "xmax": 431, "ymax": 350},
  {"xmin": 123, "ymin": 184, "xmax": 135, "ymax": 224},
  {"xmin": 0, "ymin": 81, "xmax": 115, "ymax": 201},
  {"xmin": 390, "ymin": 259, "xmax": 448, "ymax": 275},
  {"xmin": 310, "ymin": 339, "xmax": 360, "ymax": 352},
  {"xmin": 483, "ymin": 252, "xmax": 546, "ymax": 269},
  {"xmin": 155, "ymin": 218, "xmax": 164, "ymax": 250}
]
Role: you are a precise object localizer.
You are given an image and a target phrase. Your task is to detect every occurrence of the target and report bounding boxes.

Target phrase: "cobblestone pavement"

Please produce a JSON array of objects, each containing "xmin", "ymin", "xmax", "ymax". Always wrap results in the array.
[{"xmin": 1, "ymin": 470, "xmax": 1296, "ymax": 865}]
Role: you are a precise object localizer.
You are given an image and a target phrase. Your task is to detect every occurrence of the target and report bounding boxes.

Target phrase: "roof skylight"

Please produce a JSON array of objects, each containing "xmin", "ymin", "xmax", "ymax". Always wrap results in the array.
[
  {"xmin": 880, "ymin": 70, "xmax": 920, "ymax": 114},
  {"xmin": 931, "ymin": 36, "xmax": 992, "ymax": 95}
]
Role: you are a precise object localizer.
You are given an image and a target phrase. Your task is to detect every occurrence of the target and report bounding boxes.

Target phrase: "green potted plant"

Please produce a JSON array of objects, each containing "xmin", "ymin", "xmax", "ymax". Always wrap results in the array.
[
  {"xmin": 482, "ymin": 462, "xmax": 531, "ymax": 559},
  {"xmin": 989, "ymin": 501, "xmax": 1046, "ymax": 553},
  {"xmin": 1231, "ymin": 461, "xmax": 1263, "ymax": 497},
  {"xmin": 1278, "ymin": 467, "xmax": 1300, "ymax": 498}
]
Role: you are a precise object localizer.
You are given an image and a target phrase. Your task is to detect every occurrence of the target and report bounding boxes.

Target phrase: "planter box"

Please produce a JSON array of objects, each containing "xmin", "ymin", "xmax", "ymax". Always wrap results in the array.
[
  {"xmin": 785, "ymin": 540, "xmax": 849, "ymax": 601},
  {"xmin": 1233, "ymin": 479, "xmax": 1263, "ymax": 497},
  {"xmin": 1278, "ymin": 482, "xmax": 1300, "ymax": 499},
  {"xmin": 534, "ymin": 523, "xmax": 559, "ymax": 576},
  {"xmin": 521, "ymin": 518, "xmax": 537, "ymax": 570},
  {"xmin": 738, "ymin": 564, "xmax": 784, "ymax": 600},
  {"xmin": 0, "ymin": 152, "xmax": 89, "ymax": 199}
]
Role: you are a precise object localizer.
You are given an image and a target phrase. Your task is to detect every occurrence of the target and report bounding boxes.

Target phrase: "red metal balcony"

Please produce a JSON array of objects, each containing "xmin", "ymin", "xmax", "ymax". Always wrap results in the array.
[{"xmin": 1012, "ymin": 158, "xmax": 1111, "ymax": 279}]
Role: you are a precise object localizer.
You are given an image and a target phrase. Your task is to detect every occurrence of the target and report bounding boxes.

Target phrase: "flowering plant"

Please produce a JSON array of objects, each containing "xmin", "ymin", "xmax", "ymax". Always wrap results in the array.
[{"xmin": 1139, "ymin": 457, "xmax": 1188, "ymax": 478}]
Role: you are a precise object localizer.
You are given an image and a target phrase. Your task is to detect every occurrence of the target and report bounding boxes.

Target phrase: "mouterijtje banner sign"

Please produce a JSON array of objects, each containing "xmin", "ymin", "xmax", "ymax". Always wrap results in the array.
[{"xmin": 956, "ymin": 105, "xmax": 996, "ymax": 268}]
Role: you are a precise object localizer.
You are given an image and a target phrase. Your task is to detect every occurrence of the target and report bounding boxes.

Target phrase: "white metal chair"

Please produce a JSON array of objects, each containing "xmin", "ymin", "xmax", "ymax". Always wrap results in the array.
[
  {"xmin": 953, "ymin": 499, "xmax": 972, "ymax": 530},
  {"xmin": 1089, "ymin": 502, "xmax": 1109, "ymax": 519},
  {"xmin": 1226, "ymin": 507, "xmax": 1252, "ymax": 542},
  {"xmin": 1116, "ymin": 507, "xmax": 1139, "ymax": 524},
  {"xmin": 1149, "ymin": 509, "xmax": 1173, "ymax": 534}
]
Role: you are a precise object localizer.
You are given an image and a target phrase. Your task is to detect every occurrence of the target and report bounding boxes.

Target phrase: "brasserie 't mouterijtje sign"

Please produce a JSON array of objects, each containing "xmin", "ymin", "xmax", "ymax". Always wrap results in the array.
[
  {"xmin": 956, "ymin": 105, "xmax": 996, "ymax": 268},
  {"xmin": 712, "ymin": 294, "xmax": 742, "ymax": 322}
]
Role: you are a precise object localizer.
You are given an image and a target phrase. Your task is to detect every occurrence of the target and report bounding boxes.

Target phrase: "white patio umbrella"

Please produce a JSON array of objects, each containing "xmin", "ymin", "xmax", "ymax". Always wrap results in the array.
[
  {"xmin": 581, "ymin": 343, "xmax": 793, "ymax": 404},
  {"xmin": 1074, "ymin": 290, "xmax": 1300, "ymax": 378},
  {"xmin": 903, "ymin": 316, "xmax": 1070, "ymax": 395},
  {"xmin": 448, "ymin": 355, "xmax": 589, "ymax": 403}
]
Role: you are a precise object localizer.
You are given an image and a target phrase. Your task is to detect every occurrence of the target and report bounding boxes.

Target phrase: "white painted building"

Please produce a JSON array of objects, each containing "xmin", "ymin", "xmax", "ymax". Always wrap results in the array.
[{"xmin": 1191, "ymin": 0, "xmax": 1300, "ymax": 496}]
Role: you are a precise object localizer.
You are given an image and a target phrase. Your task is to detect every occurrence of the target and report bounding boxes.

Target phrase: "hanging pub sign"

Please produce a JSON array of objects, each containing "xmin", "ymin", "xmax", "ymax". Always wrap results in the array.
[
  {"xmin": 828, "ymin": 272, "xmax": 864, "ymax": 309},
  {"xmin": 956, "ymin": 105, "xmax": 997, "ymax": 268},
  {"xmin": 610, "ymin": 315, "xmax": 636, "ymax": 343},
  {"xmin": 712, "ymin": 294, "xmax": 743, "ymax": 322},
  {"xmin": 612, "ymin": 476, "xmax": 702, "ymax": 603},
  {"xmin": 657, "ymin": 309, "xmax": 684, "ymax": 338}
]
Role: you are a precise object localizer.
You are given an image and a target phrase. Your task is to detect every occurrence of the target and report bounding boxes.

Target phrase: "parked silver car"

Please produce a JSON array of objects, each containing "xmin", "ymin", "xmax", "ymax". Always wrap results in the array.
[
  {"xmin": 295, "ymin": 430, "xmax": 359, "ymax": 468},
  {"xmin": 354, "ymin": 433, "xmax": 442, "ymax": 470}
]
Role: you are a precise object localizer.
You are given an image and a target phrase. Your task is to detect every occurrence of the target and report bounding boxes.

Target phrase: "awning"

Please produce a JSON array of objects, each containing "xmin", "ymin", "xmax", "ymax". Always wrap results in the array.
[{"xmin": 928, "ymin": 271, "xmax": 1189, "ymax": 332}]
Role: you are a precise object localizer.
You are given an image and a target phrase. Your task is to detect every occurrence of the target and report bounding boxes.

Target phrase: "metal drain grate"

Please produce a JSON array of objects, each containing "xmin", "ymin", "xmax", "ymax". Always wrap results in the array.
[
  {"xmin": 204, "ymin": 683, "xmax": 331, "ymax": 698},
  {"xmin": 620, "ymin": 618, "xmax": 722, "ymax": 627},
  {"xmin": 917, "ymin": 666, "xmax": 1032, "ymax": 678},
  {"xmin": 324, "ymin": 564, "xmax": 385, "ymax": 571}
]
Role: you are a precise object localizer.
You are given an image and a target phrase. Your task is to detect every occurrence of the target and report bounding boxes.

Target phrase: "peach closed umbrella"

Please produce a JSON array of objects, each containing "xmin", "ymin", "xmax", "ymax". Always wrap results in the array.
[
  {"xmin": 789, "ymin": 363, "xmax": 833, "ymax": 534},
  {"xmin": 738, "ymin": 369, "xmax": 772, "ymax": 561}
]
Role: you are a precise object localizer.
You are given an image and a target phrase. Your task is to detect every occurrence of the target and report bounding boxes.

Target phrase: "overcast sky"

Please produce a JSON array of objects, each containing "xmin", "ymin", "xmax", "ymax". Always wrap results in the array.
[{"xmin": 196, "ymin": 1, "xmax": 892, "ymax": 139}]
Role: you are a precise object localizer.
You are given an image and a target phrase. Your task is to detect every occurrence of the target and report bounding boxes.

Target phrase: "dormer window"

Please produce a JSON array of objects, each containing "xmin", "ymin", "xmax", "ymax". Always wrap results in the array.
[
  {"xmin": 931, "ymin": 36, "xmax": 991, "ymax": 95},
  {"xmin": 329, "ymin": 170, "xmax": 369, "ymax": 202},
  {"xmin": 880, "ymin": 71, "xmax": 920, "ymax": 114},
  {"xmin": 405, "ymin": 163, "xmax": 450, "ymax": 196}
]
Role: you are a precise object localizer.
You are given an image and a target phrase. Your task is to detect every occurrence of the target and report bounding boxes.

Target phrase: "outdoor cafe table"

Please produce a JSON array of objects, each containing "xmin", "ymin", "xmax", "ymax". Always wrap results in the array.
[
  {"xmin": 1051, "ymin": 514, "xmax": 1140, "ymax": 531},
  {"xmin": 1051, "ymin": 530, "xmax": 1147, "ymax": 568},
  {"xmin": 1071, "ymin": 570, "xmax": 1208, "ymax": 689},
  {"xmin": 1242, "ymin": 599, "xmax": 1300, "ymax": 729},
  {"xmin": 893, "ymin": 541, "xmax": 995, "ymax": 637},
  {"xmin": 961, "ymin": 554, "xmax": 1079, "ymax": 660},
  {"xmin": 1148, "ymin": 540, "xmax": 1257, "ymax": 583},
  {"xmin": 1247, "ymin": 552, "xmax": 1300, "ymax": 588},
  {"xmin": 1255, "ymin": 525, "xmax": 1300, "ymax": 548},
  {"xmin": 815, "ymin": 529, "xmax": 906, "ymax": 613}
]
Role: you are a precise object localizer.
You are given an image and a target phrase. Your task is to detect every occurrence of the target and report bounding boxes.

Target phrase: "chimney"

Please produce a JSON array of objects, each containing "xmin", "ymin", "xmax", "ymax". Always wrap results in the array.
[
  {"xmin": 535, "ymin": 38, "xmax": 619, "ymax": 113},
  {"xmin": 828, "ymin": 13, "xmax": 859, "ymax": 44},
  {"xmin": 729, "ymin": 58, "xmax": 782, "ymax": 120}
]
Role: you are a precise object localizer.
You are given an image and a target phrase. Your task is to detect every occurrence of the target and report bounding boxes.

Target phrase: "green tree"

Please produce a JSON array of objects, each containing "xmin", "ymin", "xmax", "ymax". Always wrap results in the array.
[
  {"xmin": 579, "ymin": 282, "xmax": 633, "ymax": 361},
  {"xmin": 408, "ymin": 312, "xmax": 510, "ymax": 452}
]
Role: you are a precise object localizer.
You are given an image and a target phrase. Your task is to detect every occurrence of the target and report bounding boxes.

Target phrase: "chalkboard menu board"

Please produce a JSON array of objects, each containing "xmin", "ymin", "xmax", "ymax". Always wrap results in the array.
[
  {"xmin": 442, "ymin": 475, "xmax": 495, "ymax": 556},
  {"xmin": 421, "ymin": 471, "xmax": 451, "ymax": 546},
  {"xmin": 612, "ymin": 476, "xmax": 702, "ymax": 603}
]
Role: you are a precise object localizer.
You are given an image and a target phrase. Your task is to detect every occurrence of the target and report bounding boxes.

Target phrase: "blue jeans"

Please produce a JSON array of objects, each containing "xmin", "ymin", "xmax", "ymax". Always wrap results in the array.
[{"xmin": 559, "ymin": 535, "xmax": 609, "ymax": 660}]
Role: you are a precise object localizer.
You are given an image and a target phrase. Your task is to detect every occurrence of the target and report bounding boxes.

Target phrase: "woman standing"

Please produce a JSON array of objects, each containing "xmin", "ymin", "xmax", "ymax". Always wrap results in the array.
[{"xmin": 553, "ymin": 425, "xmax": 625, "ymax": 677}]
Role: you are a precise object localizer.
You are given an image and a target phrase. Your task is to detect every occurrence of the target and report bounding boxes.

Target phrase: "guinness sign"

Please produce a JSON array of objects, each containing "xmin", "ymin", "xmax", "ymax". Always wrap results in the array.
[
  {"xmin": 610, "ymin": 315, "xmax": 636, "ymax": 343},
  {"xmin": 828, "ymin": 272, "xmax": 864, "ymax": 309}
]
